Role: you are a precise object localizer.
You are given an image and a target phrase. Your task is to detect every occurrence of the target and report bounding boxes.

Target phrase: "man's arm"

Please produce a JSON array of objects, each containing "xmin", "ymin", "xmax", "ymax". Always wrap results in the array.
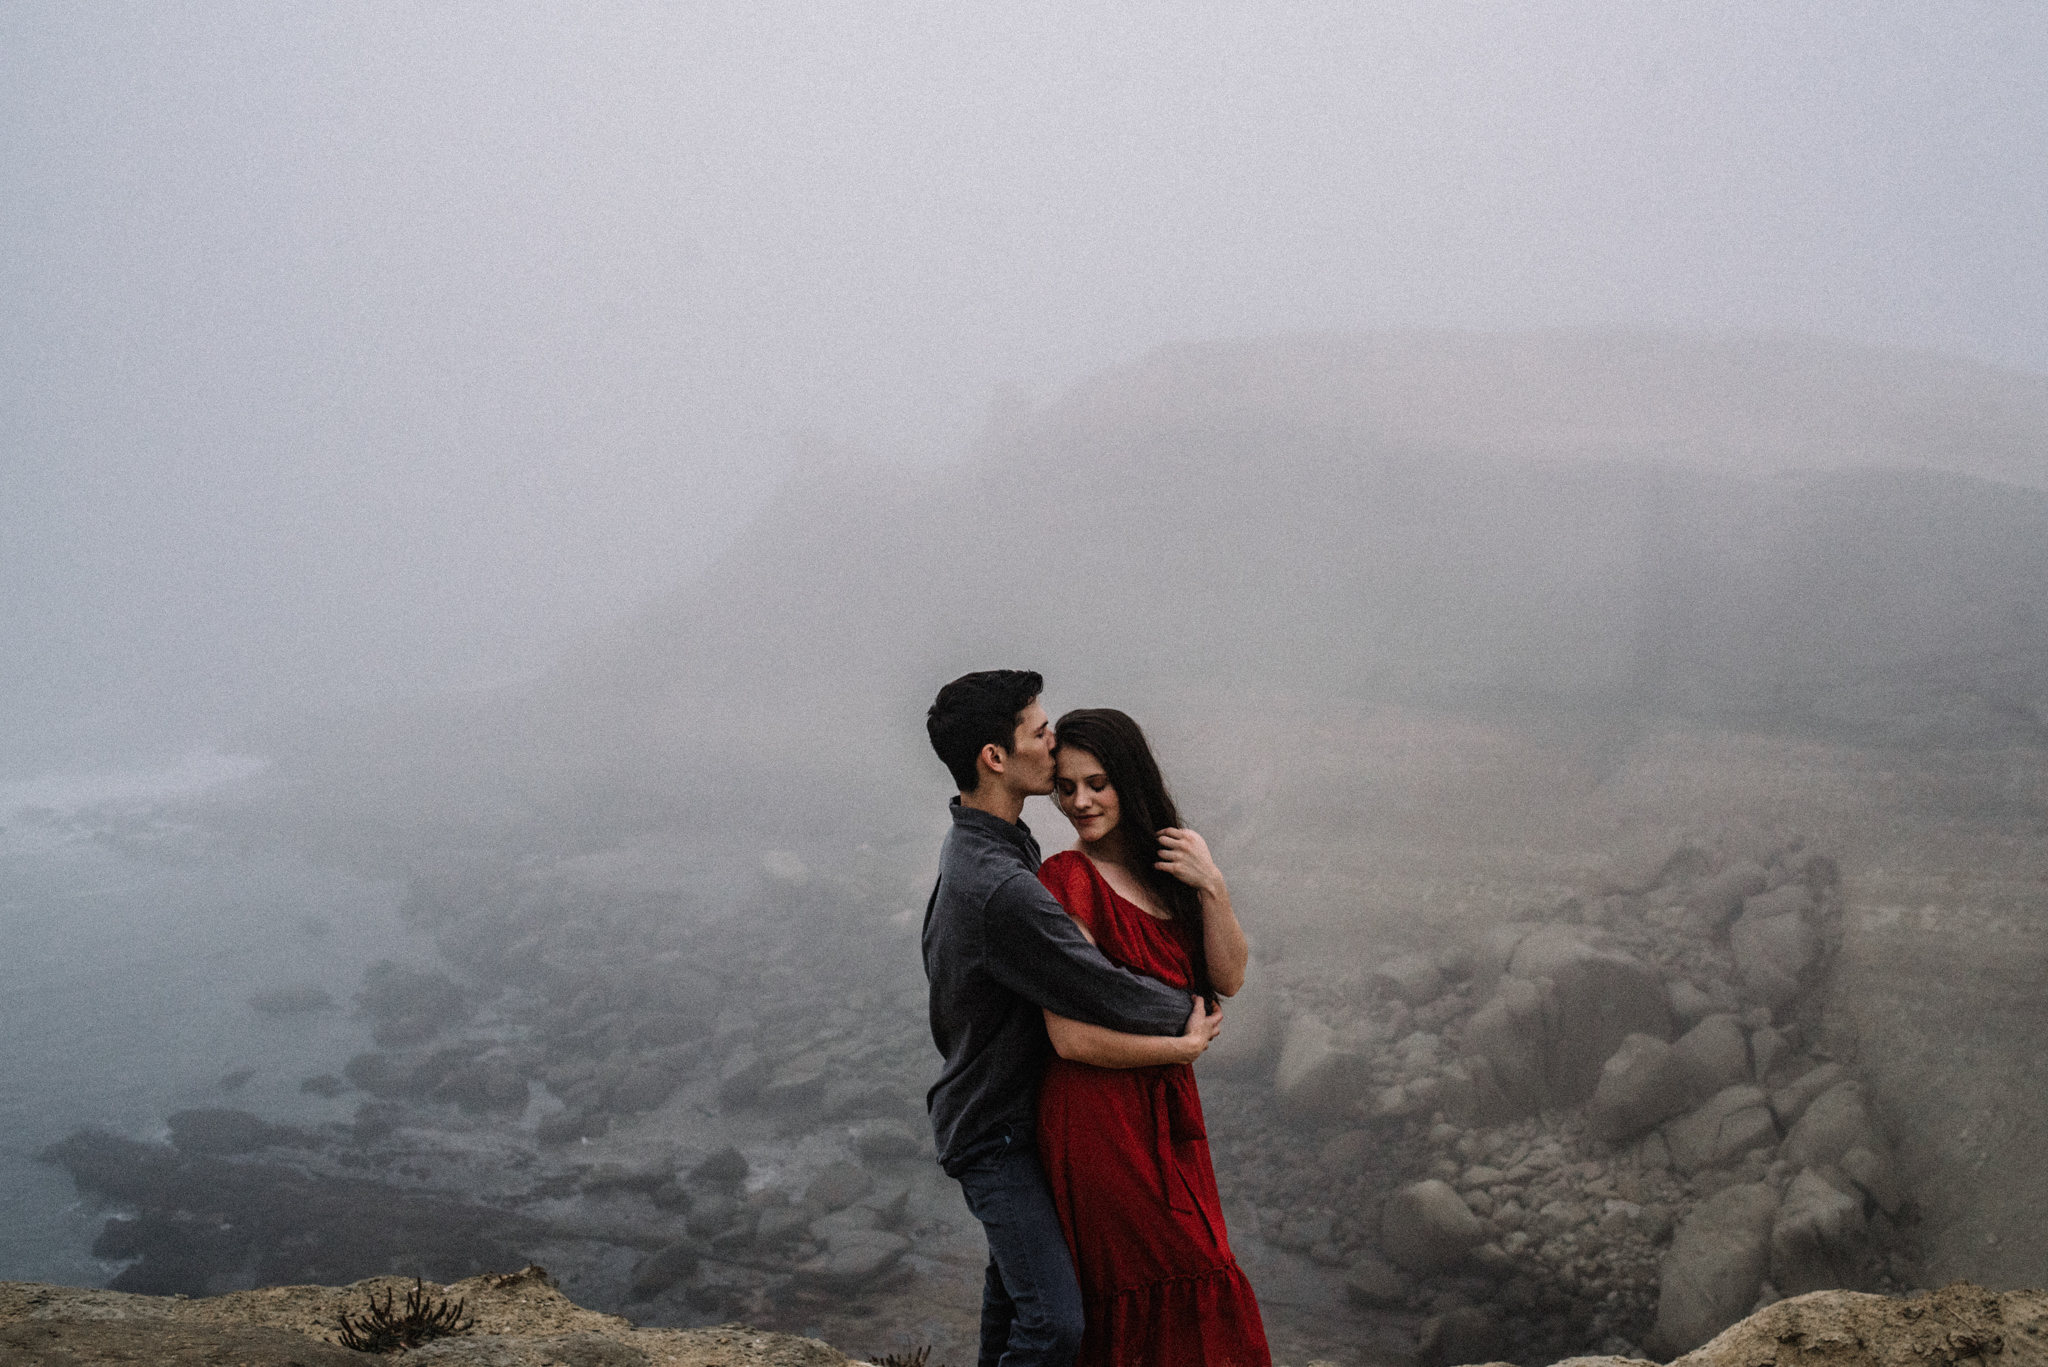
[{"xmin": 981, "ymin": 872, "xmax": 1193, "ymax": 1035}]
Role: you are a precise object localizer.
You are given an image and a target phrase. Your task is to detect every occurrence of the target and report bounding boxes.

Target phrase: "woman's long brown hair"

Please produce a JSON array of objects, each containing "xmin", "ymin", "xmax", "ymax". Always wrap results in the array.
[{"xmin": 1053, "ymin": 708, "xmax": 1206, "ymax": 969}]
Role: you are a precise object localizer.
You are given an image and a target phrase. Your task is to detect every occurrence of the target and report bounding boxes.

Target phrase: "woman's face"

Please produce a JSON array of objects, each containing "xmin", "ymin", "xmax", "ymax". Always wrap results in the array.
[{"xmin": 1053, "ymin": 746, "xmax": 1121, "ymax": 844}]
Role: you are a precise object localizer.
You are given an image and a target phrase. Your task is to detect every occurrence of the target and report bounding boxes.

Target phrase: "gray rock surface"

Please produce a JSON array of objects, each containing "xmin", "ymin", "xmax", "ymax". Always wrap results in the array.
[
  {"xmin": 1769, "ymin": 1170, "xmax": 1867, "ymax": 1296},
  {"xmin": 1464, "ymin": 978, "xmax": 1551, "ymax": 1114},
  {"xmin": 1671, "ymin": 1015, "xmax": 1751, "ymax": 1103},
  {"xmin": 1651, "ymin": 1182, "xmax": 1780, "ymax": 1356},
  {"xmin": 1730, "ymin": 907, "xmax": 1820, "ymax": 1009},
  {"xmin": 1587, "ymin": 1034, "xmax": 1693, "ymax": 1141},
  {"xmin": 1381, "ymin": 1179, "xmax": 1488, "ymax": 1273},
  {"xmin": 803, "ymin": 1162, "xmax": 874, "ymax": 1213},
  {"xmin": 1663, "ymin": 1086, "xmax": 1778, "ymax": 1174},
  {"xmin": 1781, "ymin": 1082, "xmax": 1879, "ymax": 1169},
  {"xmin": 1509, "ymin": 927, "xmax": 1673, "ymax": 1104},
  {"xmin": 1840, "ymin": 1145, "xmax": 1902, "ymax": 1217},
  {"xmin": 1274, "ymin": 1015, "xmax": 1375, "ymax": 1120},
  {"xmin": 1768, "ymin": 1063, "xmax": 1846, "ymax": 1130},
  {"xmin": 627, "ymin": 1241, "xmax": 702, "ymax": 1298},
  {"xmin": 1418, "ymin": 1305, "xmax": 1505, "ymax": 1367},
  {"xmin": 1341, "ymin": 1255, "xmax": 1413, "ymax": 1309},
  {"xmin": 794, "ymin": 1229, "xmax": 909, "ymax": 1290},
  {"xmin": 1683, "ymin": 861, "xmax": 1770, "ymax": 933},
  {"xmin": 1370, "ymin": 953, "xmax": 1446, "ymax": 1007}
]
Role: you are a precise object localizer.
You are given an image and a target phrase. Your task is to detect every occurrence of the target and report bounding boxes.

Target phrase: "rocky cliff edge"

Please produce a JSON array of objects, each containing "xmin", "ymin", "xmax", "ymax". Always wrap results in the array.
[{"xmin": 3, "ymin": 1267, "xmax": 2042, "ymax": 1367}]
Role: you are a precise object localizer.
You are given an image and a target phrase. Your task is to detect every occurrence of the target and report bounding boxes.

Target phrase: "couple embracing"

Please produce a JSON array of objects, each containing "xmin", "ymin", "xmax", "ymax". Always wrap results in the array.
[{"xmin": 922, "ymin": 670, "xmax": 1271, "ymax": 1367}]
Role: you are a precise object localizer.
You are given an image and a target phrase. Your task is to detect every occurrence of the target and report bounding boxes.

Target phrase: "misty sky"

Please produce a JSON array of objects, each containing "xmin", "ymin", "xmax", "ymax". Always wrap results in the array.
[{"xmin": 4, "ymin": 3, "xmax": 2045, "ymax": 771}]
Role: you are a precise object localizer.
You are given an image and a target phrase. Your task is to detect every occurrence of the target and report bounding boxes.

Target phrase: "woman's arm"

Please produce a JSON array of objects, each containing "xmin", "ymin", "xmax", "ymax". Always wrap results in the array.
[
  {"xmin": 1155, "ymin": 828, "xmax": 1251, "ymax": 997},
  {"xmin": 1045, "ymin": 996, "xmax": 1221, "ymax": 1068}
]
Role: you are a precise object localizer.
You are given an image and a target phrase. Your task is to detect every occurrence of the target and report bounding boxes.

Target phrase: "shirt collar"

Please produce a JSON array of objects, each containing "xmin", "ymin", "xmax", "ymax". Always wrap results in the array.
[{"xmin": 949, "ymin": 795, "xmax": 1040, "ymax": 857}]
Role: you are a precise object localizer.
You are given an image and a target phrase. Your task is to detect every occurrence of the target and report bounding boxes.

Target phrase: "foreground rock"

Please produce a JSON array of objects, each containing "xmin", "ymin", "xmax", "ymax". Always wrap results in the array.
[
  {"xmin": 0, "ymin": 1266, "xmax": 859, "ymax": 1367},
  {"xmin": 3, "ymin": 1271, "xmax": 2040, "ymax": 1367},
  {"xmin": 1668, "ymin": 1282, "xmax": 2048, "ymax": 1367}
]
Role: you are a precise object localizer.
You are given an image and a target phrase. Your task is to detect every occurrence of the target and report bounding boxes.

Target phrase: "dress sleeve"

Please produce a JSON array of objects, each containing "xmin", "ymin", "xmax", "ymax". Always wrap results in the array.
[{"xmin": 1036, "ymin": 853, "xmax": 1098, "ymax": 939}]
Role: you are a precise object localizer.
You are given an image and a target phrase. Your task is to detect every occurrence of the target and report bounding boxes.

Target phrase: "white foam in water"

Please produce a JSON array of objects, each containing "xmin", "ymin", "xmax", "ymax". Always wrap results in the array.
[
  {"xmin": 0, "ymin": 749, "xmax": 268, "ymax": 822},
  {"xmin": 0, "ymin": 751, "xmax": 426, "ymax": 1285}
]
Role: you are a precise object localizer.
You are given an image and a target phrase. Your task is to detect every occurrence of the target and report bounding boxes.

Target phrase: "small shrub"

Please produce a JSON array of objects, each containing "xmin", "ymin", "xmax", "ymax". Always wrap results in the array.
[{"xmin": 334, "ymin": 1278, "xmax": 475, "ymax": 1353}]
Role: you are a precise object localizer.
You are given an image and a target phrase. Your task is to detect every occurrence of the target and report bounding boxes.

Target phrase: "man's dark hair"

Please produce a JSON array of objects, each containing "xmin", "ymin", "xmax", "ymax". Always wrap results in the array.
[{"xmin": 927, "ymin": 670, "xmax": 1044, "ymax": 792}]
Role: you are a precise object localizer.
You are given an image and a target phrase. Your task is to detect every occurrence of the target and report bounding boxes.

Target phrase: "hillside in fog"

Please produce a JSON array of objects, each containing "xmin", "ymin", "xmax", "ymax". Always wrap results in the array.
[{"xmin": 232, "ymin": 330, "xmax": 2048, "ymax": 862}]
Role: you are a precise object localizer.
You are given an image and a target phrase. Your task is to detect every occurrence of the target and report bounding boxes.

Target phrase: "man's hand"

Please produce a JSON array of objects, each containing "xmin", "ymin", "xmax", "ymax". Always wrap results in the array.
[{"xmin": 1176, "ymin": 996, "xmax": 1224, "ymax": 1064}]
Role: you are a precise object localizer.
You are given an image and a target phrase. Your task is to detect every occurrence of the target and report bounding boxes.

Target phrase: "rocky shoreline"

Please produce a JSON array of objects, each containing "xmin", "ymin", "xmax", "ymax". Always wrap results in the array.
[
  {"xmin": 3, "ymin": 1269, "xmax": 2041, "ymax": 1367},
  {"xmin": 30, "ymin": 819, "xmax": 1929, "ymax": 1365}
]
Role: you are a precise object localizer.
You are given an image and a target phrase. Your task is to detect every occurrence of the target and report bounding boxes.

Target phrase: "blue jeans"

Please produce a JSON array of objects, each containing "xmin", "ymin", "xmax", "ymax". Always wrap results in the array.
[{"xmin": 952, "ymin": 1132, "xmax": 1084, "ymax": 1367}]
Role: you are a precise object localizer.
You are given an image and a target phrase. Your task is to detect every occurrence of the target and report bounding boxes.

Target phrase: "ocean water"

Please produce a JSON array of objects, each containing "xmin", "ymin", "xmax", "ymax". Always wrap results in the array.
[{"xmin": 0, "ymin": 753, "xmax": 429, "ymax": 1285}]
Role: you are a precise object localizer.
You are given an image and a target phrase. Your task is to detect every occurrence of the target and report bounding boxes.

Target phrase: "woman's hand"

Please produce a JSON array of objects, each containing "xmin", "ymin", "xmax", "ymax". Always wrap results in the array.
[
  {"xmin": 1156, "ymin": 827, "xmax": 1225, "ymax": 897},
  {"xmin": 1176, "ymin": 995, "xmax": 1223, "ymax": 1064}
]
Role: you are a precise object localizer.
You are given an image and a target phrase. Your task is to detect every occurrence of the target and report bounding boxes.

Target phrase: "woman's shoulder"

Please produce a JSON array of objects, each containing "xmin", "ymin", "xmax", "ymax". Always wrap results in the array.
[{"xmin": 1036, "ymin": 848, "xmax": 1093, "ymax": 891}]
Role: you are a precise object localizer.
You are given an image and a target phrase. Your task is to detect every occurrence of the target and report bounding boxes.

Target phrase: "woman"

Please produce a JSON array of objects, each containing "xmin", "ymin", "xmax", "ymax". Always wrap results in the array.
[{"xmin": 1035, "ymin": 708, "xmax": 1271, "ymax": 1367}]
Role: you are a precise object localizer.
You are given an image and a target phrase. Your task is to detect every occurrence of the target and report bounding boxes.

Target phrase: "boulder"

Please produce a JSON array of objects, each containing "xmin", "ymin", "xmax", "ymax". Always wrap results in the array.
[
  {"xmin": 1768, "ymin": 1063, "xmax": 1846, "ymax": 1130},
  {"xmin": 715, "ymin": 1048, "xmax": 773, "ymax": 1108},
  {"xmin": 1469, "ymin": 922, "xmax": 1542, "ymax": 997},
  {"xmin": 432, "ymin": 1057, "xmax": 531, "ymax": 1115},
  {"xmin": 1840, "ymin": 1145, "xmax": 1902, "ymax": 1217},
  {"xmin": 628, "ymin": 1239, "xmax": 703, "ymax": 1298},
  {"xmin": 1744, "ymin": 884, "xmax": 1816, "ymax": 921},
  {"xmin": 1463, "ymin": 979, "xmax": 1551, "ymax": 1115},
  {"xmin": 356, "ymin": 961, "xmax": 471, "ymax": 1047},
  {"xmin": 820, "ymin": 1078, "xmax": 904, "ymax": 1119},
  {"xmin": 1436, "ymin": 1055, "xmax": 1518, "ymax": 1128},
  {"xmin": 1750, "ymin": 1026, "xmax": 1789, "ymax": 1082},
  {"xmin": 1418, "ymin": 1306, "xmax": 1506, "ymax": 1367},
  {"xmin": 1342, "ymin": 1255, "xmax": 1414, "ymax": 1308},
  {"xmin": 1781, "ymin": 1082, "xmax": 1880, "ymax": 1169},
  {"xmin": 1535, "ymin": 1199, "xmax": 1590, "ymax": 1238},
  {"xmin": 1663, "ymin": 1086, "xmax": 1779, "ymax": 1174},
  {"xmin": 757, "ymin": 1054, "xmax": 830, "ymax": 1112},
  {"xmin": 1587, "ymin": 1034, "xmax": 1694, "ymax": 1141},
  {"xmin": 851, "ymin": 1119, "xmax": 927, "ymax": 1162},
  {"xmin": 1598, "ymin": 834, "xmax": 1711, "ymax": 895},
  {"xmin": 164, "ymin": 1109, "xmax": 295, "ymax": 1155},
  {"xmin": 1509, "ymin": 927, "xmax": 1673, "ymax": 1103},
  {"xmin": 1731, "ymin": 909, "xmax": 1821, "ymax": 1009},
  {"xmin": 1683, "ymin": 861, "xmax": 1771, "ymax": 933},
  {"xmin": 688, "ymin": 1146, "xmax": 749, "ymax": 1187},
  {"xmin": 1370, "ymin": 953, "xmax": 1446, "ymax": 1007},
  {"xmin": 1381, "ymin": 1179, "xmax": 1488, "ymax": 1272},
  {"xmin": 1668, "ymin": 980, "xmax": 1717, "ymax": 1030},
  {"xmin": 1651, "ymin": 1182, "xmax": 1780, "ymax": 1356},
  {"xmin": 1770, "ymin": 1170, "xmax": 1867, "ymax": 1296},
  {"xmin": 1672, "ymin": 1015, "xmax": 1752, "ymax": 1103},
  {"xmin": 805, "ymin": 1160, "xmax": 875, "ymax": 1212},
  {"xmin": 795, "ymin": 1228, "xmax": 909, "ymax": 1290},
  {"xmin": 1274, "ymin": 1015, "xmax": 1375, "ymax": 1120}
]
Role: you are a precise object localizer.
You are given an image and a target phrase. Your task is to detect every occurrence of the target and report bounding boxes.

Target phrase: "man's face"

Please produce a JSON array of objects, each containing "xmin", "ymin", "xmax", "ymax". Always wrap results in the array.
[{"xmin": 1003, "ymin": 699, "xmax": 1057, "ymax": 797}]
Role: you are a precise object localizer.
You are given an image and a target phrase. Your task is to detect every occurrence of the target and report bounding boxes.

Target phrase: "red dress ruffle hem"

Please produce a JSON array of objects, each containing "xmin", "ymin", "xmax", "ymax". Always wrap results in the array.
[{"xmin": 1035, "ymin": 850, "xmax": 1272, "ymax": 1367}]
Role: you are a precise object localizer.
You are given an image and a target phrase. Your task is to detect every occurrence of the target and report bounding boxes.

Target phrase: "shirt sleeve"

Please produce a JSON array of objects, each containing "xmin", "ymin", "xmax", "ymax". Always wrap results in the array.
[{"xmin": 981, "ymin": 870, "xmax": 1192, "ymax": 1036}]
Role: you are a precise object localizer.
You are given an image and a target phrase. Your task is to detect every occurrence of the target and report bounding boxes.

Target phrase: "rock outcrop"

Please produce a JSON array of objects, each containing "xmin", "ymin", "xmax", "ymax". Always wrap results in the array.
[
  {"xmin": 0, "ymin": 1266, "xmax": 858, "ymax": 1366},
  {"xmin": 4, "ymin": 1271, "xmax": 2040, "ymax": 1367}
]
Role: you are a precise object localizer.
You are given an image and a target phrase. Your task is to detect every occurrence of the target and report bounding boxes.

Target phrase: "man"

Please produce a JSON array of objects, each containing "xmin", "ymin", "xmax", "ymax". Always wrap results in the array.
[{"xmin": 922, "ymin": 669, "xmax": 1221, "ymax": 1367}]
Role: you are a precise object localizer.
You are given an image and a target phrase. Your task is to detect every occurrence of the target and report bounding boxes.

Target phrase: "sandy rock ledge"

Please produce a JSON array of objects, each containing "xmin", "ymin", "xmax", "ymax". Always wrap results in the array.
[
  {"xmin": 0, "ymin": 1266, "xmax": 861, "ymax": 1367},
  {"xmin": 5, "ymin": 1271, "xmax": 2044, "ymax": 1367}
]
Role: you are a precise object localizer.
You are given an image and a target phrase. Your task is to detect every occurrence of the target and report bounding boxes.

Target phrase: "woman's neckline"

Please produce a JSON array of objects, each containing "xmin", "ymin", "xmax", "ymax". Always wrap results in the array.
[{"xmin": 1074, "ymin": 849, "xmax": 1174, "ymax": 922}]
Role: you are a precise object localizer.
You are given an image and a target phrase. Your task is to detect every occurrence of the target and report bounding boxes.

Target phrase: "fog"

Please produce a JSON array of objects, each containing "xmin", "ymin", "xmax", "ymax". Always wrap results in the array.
[
  {"xmin": 5, "ymin": 2, "xmax": 2046, "ymax": 770},
  {"xmin": 6, "ymin": 8, "xmax": 2048, "ymax": 1366}
]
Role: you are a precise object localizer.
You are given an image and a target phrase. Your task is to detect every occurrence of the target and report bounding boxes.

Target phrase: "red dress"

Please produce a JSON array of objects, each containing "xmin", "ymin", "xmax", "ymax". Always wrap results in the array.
[{"xmin": 1035, "ymin": 850, "xmax": 1272, "ymax": 1367}]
